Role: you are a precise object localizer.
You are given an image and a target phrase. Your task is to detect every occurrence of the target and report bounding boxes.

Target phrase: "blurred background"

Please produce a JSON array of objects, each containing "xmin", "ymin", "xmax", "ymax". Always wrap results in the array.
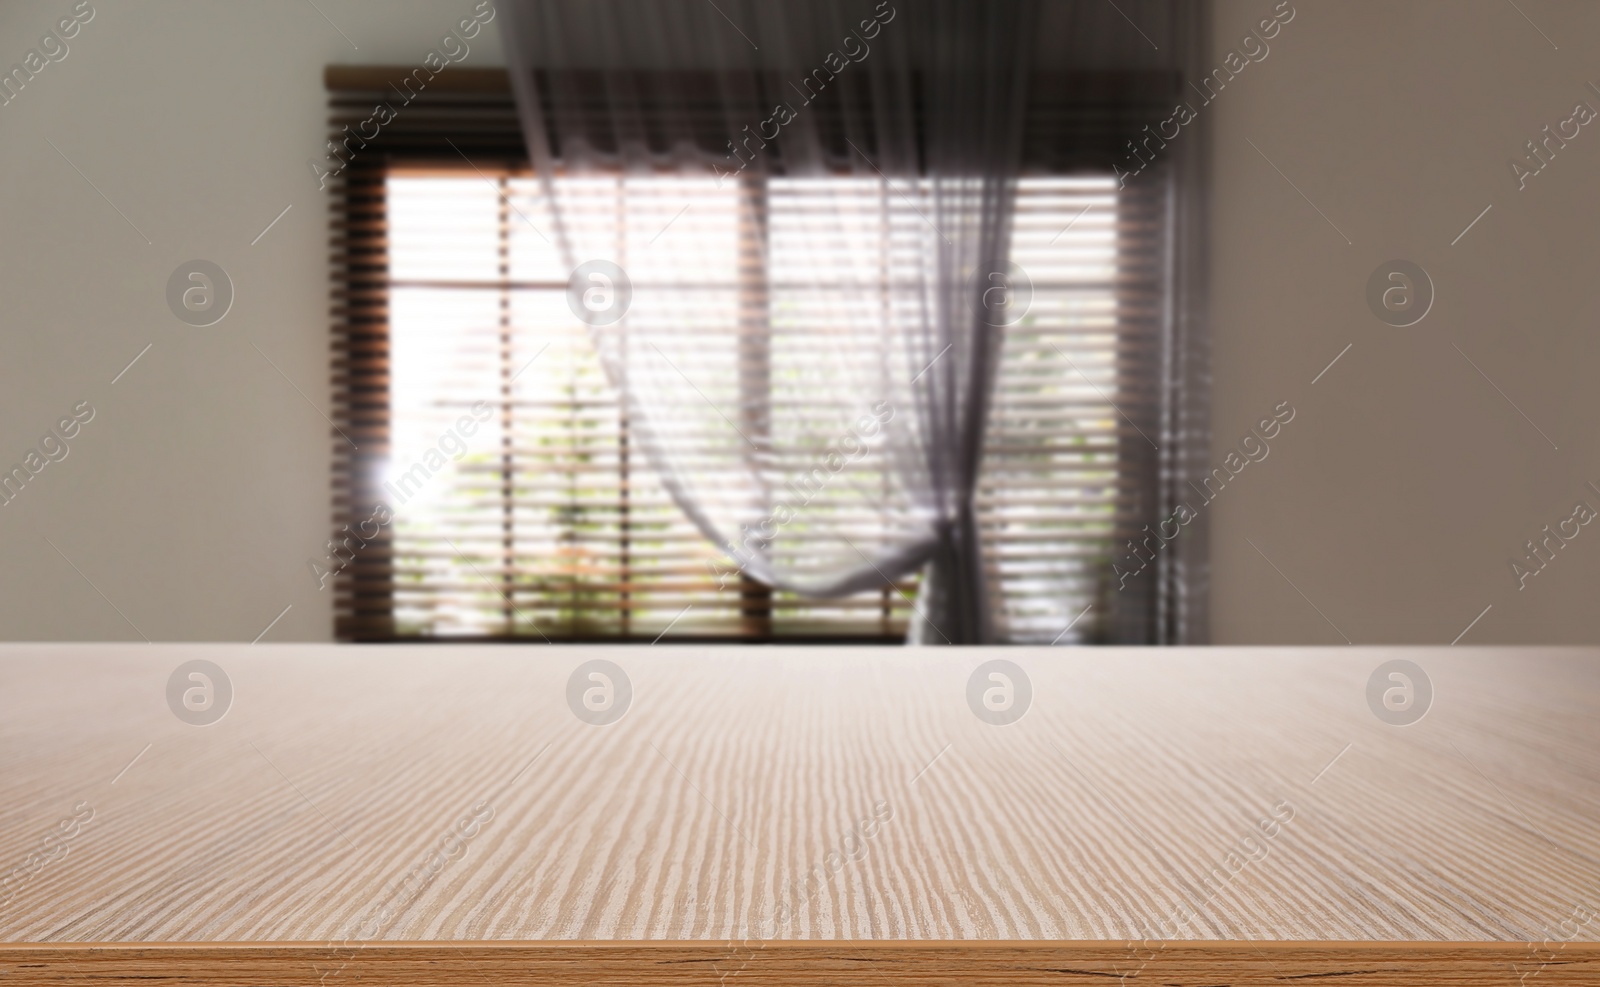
[{"xmin": 0, "ymin": 0, "xmax": 1596, "ymax": 645}]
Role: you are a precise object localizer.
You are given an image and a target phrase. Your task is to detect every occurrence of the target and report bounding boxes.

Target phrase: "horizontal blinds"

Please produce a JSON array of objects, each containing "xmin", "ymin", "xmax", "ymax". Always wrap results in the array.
[
  {"xmin": 376, "ymin": 168, "xmax": 914, "ymax": 640},
  {"xmin": 981, "ymin": 176, "xmax": 1163, "ymax": 644},
  {"xmin": 326, "ymin": 69, "xmax": 1168, "ymax": 643}
]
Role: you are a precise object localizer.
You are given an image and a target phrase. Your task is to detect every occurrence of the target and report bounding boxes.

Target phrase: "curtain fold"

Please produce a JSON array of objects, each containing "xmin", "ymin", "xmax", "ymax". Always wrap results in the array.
[
  {"xmin": 499, "ymin": 0, "xmax": 1039, "ymax": 643},
  {"xmin": 1161, "ymin": 0, "xmax": 1213, "ymax": 645}
]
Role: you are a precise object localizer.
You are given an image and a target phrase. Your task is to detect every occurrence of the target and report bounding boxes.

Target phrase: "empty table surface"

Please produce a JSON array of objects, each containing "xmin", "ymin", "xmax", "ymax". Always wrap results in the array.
[{"xmin": 1, "ymin": 644, "xmax": 1597, "ymax": 984}]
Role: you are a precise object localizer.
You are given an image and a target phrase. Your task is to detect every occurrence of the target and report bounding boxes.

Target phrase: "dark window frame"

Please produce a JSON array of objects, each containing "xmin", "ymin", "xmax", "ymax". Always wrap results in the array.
[{"xmin": 324, "ymin": 66, "xmax": 1191, "ymax": 644}]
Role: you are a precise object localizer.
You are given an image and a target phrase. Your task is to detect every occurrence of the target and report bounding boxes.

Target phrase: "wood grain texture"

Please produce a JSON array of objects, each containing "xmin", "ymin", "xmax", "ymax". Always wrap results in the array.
[{"xmin": 1, "ymin": 645, "xmax": 1598, "ymax": 982}]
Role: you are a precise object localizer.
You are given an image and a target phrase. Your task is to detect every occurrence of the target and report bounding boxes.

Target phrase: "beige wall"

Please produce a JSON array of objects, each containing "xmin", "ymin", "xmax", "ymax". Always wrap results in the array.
[
  {"xmin": 1206, "ymin": 0, "xmax": 1600, "ymax": 642},
  {"xmin": 1, "ymin": 1, "xmax": 1595, "ymax": 643},
  {"xmin": 0, "ymin": 1, "xmax": 504, "ymax": 641}
]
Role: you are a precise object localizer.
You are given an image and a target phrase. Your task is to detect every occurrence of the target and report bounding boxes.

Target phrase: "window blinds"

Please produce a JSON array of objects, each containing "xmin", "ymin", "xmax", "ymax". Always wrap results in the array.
[{"xmin": 326, "ymin": 68, "xmax": 1173, "ymax": 644}]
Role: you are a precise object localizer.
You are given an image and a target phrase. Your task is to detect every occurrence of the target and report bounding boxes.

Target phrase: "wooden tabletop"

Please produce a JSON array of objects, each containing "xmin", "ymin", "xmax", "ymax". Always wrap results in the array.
[{"xmin": 1, "ymin": 644, "xmax": 1598, "ymax": 985}]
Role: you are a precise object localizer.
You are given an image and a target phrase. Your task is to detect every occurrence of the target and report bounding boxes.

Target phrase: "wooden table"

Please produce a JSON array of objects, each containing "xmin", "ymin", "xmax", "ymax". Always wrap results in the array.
[{"xmin": 1, "ymin": 644, "xmax": 1597, "ymax": 984}]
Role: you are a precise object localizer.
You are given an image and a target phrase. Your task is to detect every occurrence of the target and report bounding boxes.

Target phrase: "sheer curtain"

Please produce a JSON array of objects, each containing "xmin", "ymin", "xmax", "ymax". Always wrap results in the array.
[{"xmin": 498, "ymin": 0, "xmax": 1038, "ymax": 643}]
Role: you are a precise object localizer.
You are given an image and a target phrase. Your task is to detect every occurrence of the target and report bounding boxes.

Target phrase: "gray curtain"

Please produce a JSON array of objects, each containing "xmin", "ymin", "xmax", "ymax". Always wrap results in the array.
[
  {"xmin": 498, "ymin": 0, "xmax": 1037, "ymax": 643},
  {"xmin": 1159, "ymin": 1, "xmax": 1212, "ymax": 645},
  {"xmin": 495, "ymin": 0, "xmax": 1209, "ymax": 644}
]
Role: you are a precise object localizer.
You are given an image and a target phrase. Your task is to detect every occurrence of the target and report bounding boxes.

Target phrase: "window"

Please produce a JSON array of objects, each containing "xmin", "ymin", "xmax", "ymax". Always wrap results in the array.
[
  {"xmin": 322, "ymin": 68, "xmax": 1181, "ymax": 645},
  {"xmin": 341, "ymin": 162, "xmax": 1136, "ymax": 642}
]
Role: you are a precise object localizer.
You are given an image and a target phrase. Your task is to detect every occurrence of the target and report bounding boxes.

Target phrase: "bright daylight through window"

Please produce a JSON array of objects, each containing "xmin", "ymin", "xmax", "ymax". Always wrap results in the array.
[{"xmin": 382, "ymin": 167, "xmax": 1131, "ymax": 642}]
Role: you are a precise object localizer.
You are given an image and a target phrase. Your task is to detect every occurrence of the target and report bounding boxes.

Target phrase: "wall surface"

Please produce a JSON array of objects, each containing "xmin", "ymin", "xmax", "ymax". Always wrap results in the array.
[
  {"xmin": 1, "ymin": 1, "xmax": 1596, "ymax": 643},
  {"xmin": 1205, "ymin": 0, "xmax": 1600, "ymax": 642},
  {"xmin": 0, "ymin": 1, "xmax": 505, "ymax": 641}
]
